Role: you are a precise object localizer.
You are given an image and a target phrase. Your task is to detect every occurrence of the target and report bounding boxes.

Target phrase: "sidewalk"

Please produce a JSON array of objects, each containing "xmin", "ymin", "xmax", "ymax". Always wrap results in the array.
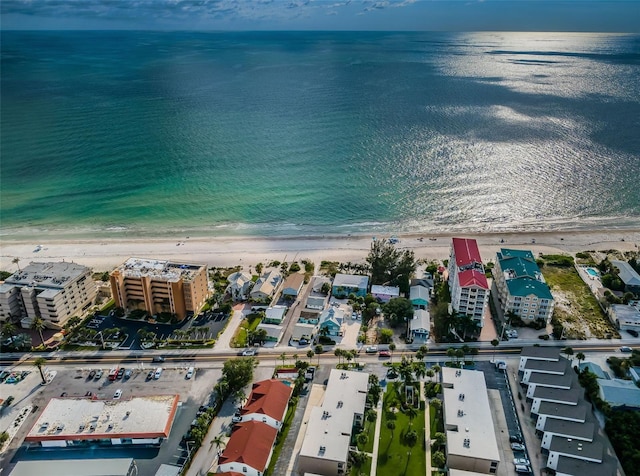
[
  {"xmin": 369, "ymin": 390, "xmax": 384, "ymax": 476},
  {"xmin": 213, "ymin": 303, "xmax": 249, "ymax": 352}
]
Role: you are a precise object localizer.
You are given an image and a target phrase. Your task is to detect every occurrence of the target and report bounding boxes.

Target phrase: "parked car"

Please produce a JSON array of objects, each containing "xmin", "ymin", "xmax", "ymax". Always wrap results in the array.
[
  {"xmin": 124, "ymin": 369, "xmax": 132, "ymax": 380},
  {"xmin": 146, "ymin": 370, "xmax": 154, "ymax": 380},
  {"xmin": 154, "ymin": 367, "xmax": 163, "ymax": 380},
  {"xmin": 513, "ymin": 457, "xmax": 530, "ymax": 465},
  {"xmin": 378, "ymin": 350, "xmax": 391, "ymax": 357},
  {"xmin": 113, "ymin": 389, "xmax": 122, "ymax": 399},
  {"xmin": 152, "ymin": 356, "xmax": 165, "ymax": 362},
  {"xmin": 94, "ymin": 369, "xmax": 103, "ymax": 380},
  {"xmin": 242, "ymin": 348, "xmax": 256, "ymax": 356},
  {"xmin": 627, "ymin": 329, "xmax": 639, "ymax": 337},
  {"xmin": 515, "ymin": 464, "xmax": 532, "ymax": 474},
  {"xmin": 365, "ymin": 346, "xmax": 378, "ymax": 354},
  {"xmin": 186, "ymin": 367, "xmax": 195, "ymax": 379},
  {"xmin": 299, "ymin": 339, "xmax": 309, "ymax": 345},
  {"xmin": 620, "ymin": 346, "xmax": 633, "ymax": 353},
  {"xmin": 88, "ymin": 369, "xmax": 96, "ymax": 379},
  {"xmin": 509, "ymin": 434, "xmax": 523, "ymax": 443},
  {"xmin": 511, "ymin": 443, "xmax": 526, "ymax": 451},
  {"xmin": 116, "ymin": 368, "xmax": 125, "ymax": 379}
]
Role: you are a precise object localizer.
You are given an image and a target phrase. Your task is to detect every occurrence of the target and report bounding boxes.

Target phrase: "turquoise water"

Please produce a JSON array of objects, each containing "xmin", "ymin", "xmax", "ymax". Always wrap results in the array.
[
  {"xmin": 1, "ymin": 31, "xmax": 639, "ymax": 239},
  {"xmin": 586, "ymin": 268, "xmax": 599, "ymax": 277}
]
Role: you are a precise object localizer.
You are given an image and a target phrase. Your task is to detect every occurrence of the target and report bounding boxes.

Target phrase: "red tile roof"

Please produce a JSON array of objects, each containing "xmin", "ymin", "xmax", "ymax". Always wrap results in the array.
[
  {"xmin": 452, "ymin": 237, "xmax": 482, "ymax": 267},
  {"xmin": 218, "ymin": 421, "xmax": 277, "ymax": 472},
  {"xmin": 241, "ymin": 379, "xmax": 293, "ymax": 422},
  {"xmin": 458, "ymin": 269, "xmax": 489, "ymax": 289}
]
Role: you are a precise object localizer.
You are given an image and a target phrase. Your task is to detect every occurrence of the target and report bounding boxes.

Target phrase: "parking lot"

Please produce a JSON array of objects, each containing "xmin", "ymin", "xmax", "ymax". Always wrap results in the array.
[{"xmin": 3, "ymin": 364, "xmax": 218, "ymax": 476}]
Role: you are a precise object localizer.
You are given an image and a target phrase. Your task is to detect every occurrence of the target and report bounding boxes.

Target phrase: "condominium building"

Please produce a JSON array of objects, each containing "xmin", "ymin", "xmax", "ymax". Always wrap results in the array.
[
  {"xmin": 0, "ymin": 261, "xmax": 97, "ymax": 329},
  {"xmin": 110, "ymin": 258, "xmax": 208, "ymax": 321},
  {"xmin": 448, "ymin": 238, "xmax": 489, "ymax": 325},
  {"xmin": 493, "ymin": 249, "xmax": 554, "ymax": 323}
]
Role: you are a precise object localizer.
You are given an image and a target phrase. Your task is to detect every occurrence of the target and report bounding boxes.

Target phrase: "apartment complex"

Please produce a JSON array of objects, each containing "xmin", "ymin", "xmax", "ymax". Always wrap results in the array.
[
  {"xmin": 0, "ymin": 261, "xmax": 97, "ymax": 329},
  {"xmin": 110, "ymin": 258, "xmax": 208, "ymax": 321},
  {"xmin": 494, "ymin": 249, "xmax": 554, "ymax": 323},
  {"xmin": 298, "ymin": 369, "xmax": 369, "ymax": 475},
  {"xmin": 442, "ymin": 367, "xmax": 500, "ymax": 474},
  {"xmin": 448, "ymin": 238, "xmax": 489, "ymax": 325}
]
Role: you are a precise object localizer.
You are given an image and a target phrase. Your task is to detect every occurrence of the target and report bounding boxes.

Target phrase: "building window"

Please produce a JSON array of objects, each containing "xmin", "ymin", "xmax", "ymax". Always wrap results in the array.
[{"xmin": 243, "ymin": 467, "xmax": 247, "ymax": 473}]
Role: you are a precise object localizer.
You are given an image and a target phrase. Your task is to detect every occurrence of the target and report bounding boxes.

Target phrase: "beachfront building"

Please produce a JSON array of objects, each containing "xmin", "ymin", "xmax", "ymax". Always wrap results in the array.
[
  {"xmin": 410, "ymin": 285, "xmax": 430, "ymax": 310},
  {"xmin": 226, "ymin": 271, "xmax": 253, "ymax": 301},
  {"xmin": 250, "ymin": 270, "xmax": 282, "ymax": 302},
  {"xmin": 493, "ymin": 249, "xmax": 554, "ymax": 324},
  {"xmin": 611, "ymin": 260, "xmax": 640, "ymax": 295},
  {"xmin": 237, "ymin": 379, "xmax": 293, "ymax": 429},
  {"xmin": 25, "ymin": 395, "xmax": 179, "ymax": 448},
  {"xmin": 442, "ymin": 367, "xmax": 500, "ymax": 474},
  {"xmin": 370, "ymin": 285, "xmax": 400, "ymax": 303},
  {"xmin": 281, "ymin": 272, "xmax": 305, "ymax": 298},
  {"xmin": 263, "ymin": 305, "xmax": 288, "ymax": 325},
  {"xmin": 332, "ymin": 274, "xmax": 369, "ymax": 298},
  {"xmin": 217, "ymin": 420, "xmax": 278, "ymax": 476},
  {"xmin": 607, "ymin": 303, "xmax": 640, "ymax": 332},
  {"xmin": 109, "ymin": 258, "xmax": 208, "ymax": 321},
  {"xmin": 8, "ymin": 459, "xmax": 138, "ymax": 476},
  {"xmin": 447, "ymin": 238, "xmax": 489, "ymax": 326},
  {"xmin": 297, "ymin": 369, "xmax": 369, "ymax": 475},
  {"xmin": 318, "ymin": 307, "xmax": 344, "ymax": 337},
  {"xmin": 0, "ymin": 261, "xmax": 97, "ymax": 330}
]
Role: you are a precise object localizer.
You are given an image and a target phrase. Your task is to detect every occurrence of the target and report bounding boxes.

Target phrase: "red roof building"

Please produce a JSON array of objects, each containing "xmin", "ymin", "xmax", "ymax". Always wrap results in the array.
[
  {"xmin": 458, "ymin": 269, "xmax": 489, "ymax": 289},
  {"xmin": 218, "ymin": 421, "xmax": 278, "ymax": 476},
  {"xmin": 448, "ymin": 238, "xmax": 489, "ymax": 327},
  {"xmin": 239, "ymin": 379, "xmax": 292, "ymax": 429},
  {"xmin": 452, "ymin": 237, "xmax": 483, "ymax": 267}
]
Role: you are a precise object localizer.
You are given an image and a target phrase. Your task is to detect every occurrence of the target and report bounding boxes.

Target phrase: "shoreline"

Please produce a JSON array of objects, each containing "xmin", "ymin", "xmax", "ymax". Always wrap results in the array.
[{"xmin": 2, "ymin": 228, "xmax": 638, "ymax": 272}]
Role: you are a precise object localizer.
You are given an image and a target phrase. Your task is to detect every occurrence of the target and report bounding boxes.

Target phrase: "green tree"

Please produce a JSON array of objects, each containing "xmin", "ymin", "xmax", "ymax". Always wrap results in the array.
[
  {"xmin": 12, "ymin": 257, "xmax": 21, "ymax": 271},
  {"xmin": 315, "ymin": 344, "xmax": 323, "ymax": 365},
  {"xmin": 378, "ymin": 328, "xmax": 393, "ymax": 344},
  {"xmin": 321, "ymin": 282, "xmax": 331, "ymax": 294},
  {"xmin": 491, "ymin": 339, "xmax": 500, "ymax": 362},
  {"xmin": 356, "ymin": 432, "xmax": 368, "ymax": 447},
  {"xmin": 33, "ymin": 357, "xmax": 47, "ymax": 384},
  {"xmin": 334, "ymin": 348, "xmax": 343, "ymax": 365},
  {"xmin": 386, "ymin": 420, "xmax": 396, "ymax": 439},
  {"xmin": 255, "ymin": 262, "xmax": 264, "ymax": 275},
  {"xmin": 434, "ymin": 432, "xmax": 446, "ymax": 447},
  {"xmin": 382, "ymin": 298, "xmax": 414, "ymax": 328},
  {"xmin": 404, "ymin": 428, "xmax": 418, "ymax": 447},
  {"xmin": 576, "ymin": 352, "xmax": 586, "ymax": 367},
  {"xmin": 366, "ymin": 239, "xmax": 416, "ymax": 294},
  {"xmin": 432, "ymin": 450, "xmax": 446, "ymax": 468},
  {"xmin": 211, "ymin": 434, "xmax": 226, "ymax": 453},
  {"xmin": 366, "ymin": 408, "xmax": 377, "ymax": 423},
  {"xmin": 32, "ymin": 316, "xmax": 46, "ymax": 347},
  {"xmin": 279, "ymin": 352, "xmax": 287, "ymax": 367},
  {"xmin": 426, "ymin": 369, "xmax": 435, "ymax": 382},
  {"xmin": 405, "ymin": 406, "xmax": 418, "ymax": 426},
  {"xmin": 388, "ymin": 342, "xmax": 396, "ymax": 362},
  {"xmin": 563, "ymin": 346, "xmax": 574, "ymax": 365},
  {"xmin": 1, "ymin": 321, "xmax": 17, "ymax": 339},
  {"xmin": 221, "ymin": 357, "xmax": 257, "ymax": 394},
  {"xmin": 306, "ymin": 349, "xmax": 315, "ymax": 364},
  {"xmin": 446, "ymin": 347, "xmax": 456, "ymax": 364}
]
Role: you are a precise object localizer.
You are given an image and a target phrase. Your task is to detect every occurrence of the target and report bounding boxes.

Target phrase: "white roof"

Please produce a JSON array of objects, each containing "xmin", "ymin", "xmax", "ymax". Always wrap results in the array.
[
  {"xmin": 5, "ymin": 261, "xmax": 91, "ymax": 289},
  {"xmin": 251, "ymin": 270, "xmax": 282, "ymax": 297},
  {"xmin": 26, "ymin": 395, "xmax": 179, "ymax": 441},
  {"xmin": 371, "ymin": 285, "xmax": 400, "ymax": 296},
  {"xmin": 114, "ymin": 258, "xmax": 204, "ymax": 282},
  {"xmin": 265, "ymin": 305, "xmax": 287, "ymax": 322},
  {"xmin": 332, "ymin": 274, "xmax": 369, "ymax": 289},
  {"xmin": 410, "ymin": 285, "xmax": 430, "ymax": 301},
  {"xmin": 257, "ymin": 323, "xmax": 283, "ymax": 339},
  {"xmin": 410, "ymin": 309, "xmax": 431, "ymax": 332},
  {"xmin": 227, "ymin": 271, "xmax": 252, "ymax": 284},
  {"xmin": 300, "ymin": 369, "xmax": 369, "ymax": 464},
  {"xmin": 611, "ymin": 260, "xmax": 640, "ymax": 286},
  {"xmin": 292, "ymin": 323, "xmax": 316, "ymax": 340},
  {"xmin": 9, "ymin": 459, "xmax": 134, "ymax": 476},
  {"xmin": 442, "ymin": 367, "xmax": 500, "ymax": 463}
]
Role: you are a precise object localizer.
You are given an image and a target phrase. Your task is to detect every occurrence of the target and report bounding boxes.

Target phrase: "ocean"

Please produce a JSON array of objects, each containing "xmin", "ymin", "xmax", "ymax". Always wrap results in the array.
[{"xmin": 1, "ymin": 31, "xmax": 639, "ymax": 239}]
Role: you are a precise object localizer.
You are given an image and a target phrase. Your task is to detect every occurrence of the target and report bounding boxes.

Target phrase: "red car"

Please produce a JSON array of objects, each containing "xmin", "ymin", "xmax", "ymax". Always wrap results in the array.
[{"xmin": 378, "ymin": 350, "xmax": 391, "ymax": 357}]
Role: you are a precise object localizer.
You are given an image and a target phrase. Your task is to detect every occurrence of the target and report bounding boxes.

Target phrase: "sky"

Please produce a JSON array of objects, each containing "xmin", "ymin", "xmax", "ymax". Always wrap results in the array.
[{"xmin": 1, "ymin": 0, "xmax": 639, "ymax": 32}]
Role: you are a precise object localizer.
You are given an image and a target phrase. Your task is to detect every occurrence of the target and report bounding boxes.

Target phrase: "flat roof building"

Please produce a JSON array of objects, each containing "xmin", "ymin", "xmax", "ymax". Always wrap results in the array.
[
  {"xmin": 518, "ymin": 346, "xmax": 560, "ymax": 371},
  {"xmin": 608, "ymin": 303, "xmax": 640, "ymax": 331},
  {"xmin": 110, "ymin": 258, "xmax": 208, "ymax": 321},
  {"xmin": 541, "ymin": 415, "xmax": 595, "ymax": 449},
  {"xmin": 8, "ymin": 458, "xmax": 137, "ymax": 476},
  {"xmin": 547, "ymin": 436, "xmax": 604, "ymax": 470},
  {"xmin": 0, "ymin": 261, "xmax": 97, "ymax": 329},
  {"xmin": 442, "ymin": 367, "xmax": 500, "ymax": 474},
  {"xmin": 331, "ymin": 274, "xmax": 369, "ymax": 298},
  {"xmin": 26, "ymin": 395, "xmax": 179, "ymax": 447},
  {"xmin": 298, "ymin": 369, "xmax": 369, "ymax": 476}
]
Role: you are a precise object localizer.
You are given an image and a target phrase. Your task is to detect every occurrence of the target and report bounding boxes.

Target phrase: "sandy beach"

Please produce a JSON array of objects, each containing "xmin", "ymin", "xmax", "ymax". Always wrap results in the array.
[{"xmin": 1, "ymin": 229, "xmax": 638, "ymax": 273}]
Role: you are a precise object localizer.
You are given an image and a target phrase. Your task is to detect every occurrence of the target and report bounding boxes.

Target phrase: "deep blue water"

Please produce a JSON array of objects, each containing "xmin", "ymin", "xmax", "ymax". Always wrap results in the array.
[{"xmin": 1, "ymin": 31, "xmax": 639, "ymax": 238}]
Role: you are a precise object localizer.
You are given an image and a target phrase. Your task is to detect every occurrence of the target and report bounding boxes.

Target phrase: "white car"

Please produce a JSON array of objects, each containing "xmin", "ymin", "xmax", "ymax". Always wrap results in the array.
[
  {"xmin": 113, "ymin": 389, "xmax": 122, "ymax": 399},
  {"xmin": 185, "ymin": 367, "xmax": 195, "ymax": 379},
  {"xmin": 511, "ymin": 443, "xmax": 526, "ymax": 451},
  {"xmin": 232, "ymin": 415, "xmax": 243, "ymax": 423},
  {"xmin": 242, "ymin": 348, "xmax": 256, "ymax": 356},
  {"xmin": 513, "ymin": 457, "xmax": 530, "ymax": 465},
  {"xmin": 154, "ymin": 367, "xmax": 163, "ymax": 380}
]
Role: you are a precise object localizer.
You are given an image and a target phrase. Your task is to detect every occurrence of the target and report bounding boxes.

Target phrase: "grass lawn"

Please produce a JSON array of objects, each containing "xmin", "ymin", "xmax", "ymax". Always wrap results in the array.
[
  {"xmin": 377, "ymin": 383, "xmax": 426, "ymax": 476},
  {"xmin": 356, "ymin": 414, "xmax": 376, "ymax": 454},
  {"xmin": 231, "ymin": 315, "xmax": 262, "ymax": 348},
  {"xmin": 265, "ymin": 397, "xmax": 298, "ymax": 476},
  {"xmin": 542, "ymin": 264, "xmax": 619, "ymax": 339},
  {"xmin": 429, "ymin": 402, "xmax": 443, "ymax": 438}
]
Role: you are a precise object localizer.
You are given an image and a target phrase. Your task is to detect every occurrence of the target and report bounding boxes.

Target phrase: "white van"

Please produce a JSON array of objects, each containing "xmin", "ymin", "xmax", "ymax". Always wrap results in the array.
[
  {"xmin": 186, "ymin": 367, "xmax": 195, "ymax": 379},
  {"xmin": 154, "ymin": 367, "xmax": 163, "ymax": 380}
]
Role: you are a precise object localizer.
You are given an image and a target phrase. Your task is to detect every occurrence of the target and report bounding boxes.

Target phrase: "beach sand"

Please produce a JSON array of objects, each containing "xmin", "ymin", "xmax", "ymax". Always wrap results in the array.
[{"xmin": 2, "ymin": 229, "xmax": 638, "ymax": 272}]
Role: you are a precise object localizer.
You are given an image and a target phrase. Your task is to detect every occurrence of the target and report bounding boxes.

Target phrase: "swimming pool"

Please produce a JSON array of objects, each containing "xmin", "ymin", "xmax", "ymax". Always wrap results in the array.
[{"xmin": 586, "ymin": 268, "xmax": 599, "ymax": 277}]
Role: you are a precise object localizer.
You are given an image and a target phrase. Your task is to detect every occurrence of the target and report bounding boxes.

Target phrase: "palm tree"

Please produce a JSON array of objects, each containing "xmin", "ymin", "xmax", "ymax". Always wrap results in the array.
[
  {"xmin": 315, "ymin": 344, "xmax": 323, "ymax": 366},
  {"xmin": 405, "ymin": 405, "xmax": 418, "ymax": 426},
  {"xmin": 292, "ymin": 353, "xmax": 299, "ymax": 366},
  {"xmin": 307, "ymin": 349, "xmax": 315, "ymax": 364},
  {"xmin": 576, "ymin": 352, "xmax": 586, "ymax": 368},
  {"xmin": 386, "ymin": 420, "xmax": 396, "ymax": 440},
  {"xmin": 426, "ymin": 369, "xmax": 435, "ymax": 382},
  {"xmin": 279, "ymin": 352, "xmax": 287, "ymax": 367},
  {"xmin": 32, "ymin": 315, "xmax": 46, "ymax": 347},
  {"xmin": 563, "ymin": 346, "xmax": 574, "ymax": 366},
  {"xmin": 34, "ymin": 357, "xmax": 47, "ymax": 384},
  {"xmin": 389, "ymin": 343, "xmax": 396, "ymax": 362},
  {"xmin": 446, "ymin": 347, "xmax": 456, "ymax": 364},
  {"xmin": 1, "ymin": 321, "xmax": 17, "ymax": 340},
  {"xmin": 356, "ymin": 432, "xmax": 368, "ymax": 447},
  {"xmin": 470, "ymin": 347, "xmax": 479, "ymax": 363},
  {"xmin": 334, "ymin": 348, "xmax": 343, "ymax": 365},
  {"xmin": 12, "ymin": 257, "xmax": 21, "ymax": 271},
  {"xmin": 413, "ymin": 360, "xmax": 427, "ymax": 381},
  {"xmin": 211, "ymin": 434, "xmax": 226, "ymax": 454},
  {"xmin": 491, "ymin": 339, "xmax": 500, "ymax": 363}
]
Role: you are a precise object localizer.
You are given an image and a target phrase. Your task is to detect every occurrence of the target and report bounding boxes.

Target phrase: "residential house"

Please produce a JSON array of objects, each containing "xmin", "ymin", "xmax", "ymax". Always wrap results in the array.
[
  {"xmin": 547, "ymin": 436, "xmax": 604, "ymax": 470},
  {"xmin": 281, "ymin": 273, "xmax": 304, "ymax": 298},
  {"xmin": 630, "ymin": 366, "xmax": 640, "ymax": 384},
  {"xmin": 607, "ymin": 303, "xmax": 640, "ymax": 332},
  {"xmin": 0, "ymin": 261, "xmax": 97, "ymax": 329},
  {"xmin": 331, "ymin": 274, "xmax": 369, "ymax": 298},
  {"xmin": 555, "ymin": 455, "xmax": 617, "ymax": 476},
  {"xmin": 226, "ymin": 271, "xmax": 253, "ymax": 302},
  {"xmin": 256, "ymin": 323, "xmax": 283, "ymax": 343},
  {"xmin": 522, "ymin": 359, "xmax": 568, "ymax": 385},
  {"xmin": 291, "ymin": 323, "xmax": 316, "ymax": 343},
  {"xmin": 530, "ymin": 386, "xmax": 583, "ymax": 414},
  {"xmin": 578, "ymin": 362, "xmax": 609, "ymax": 380},
  {"xmin": 493, "ymin": 248, "xmax": 554, "ymax": 324},
  {"xmin": 518, "ymin": 346, "xmax": 560, "ymax": 371},
  {"xmin": 217, "ymin": 420, "xmax": 278, "ymax": 476},
  {"xmin": 318, "ymin": 308, "xmax": 344, "ymax": 337},
  {"xmin": 238, "ymin": 379, "xmax": 293, "ymax": 430},
  {"xmin": 370, "ymin": 285, "xmax": 400, "ymax": 303},
  {"xmin": 447, "ymin": 238, "xmax": 489, "ymax": 326},
  {"xmin": 263, "ymin": 306, "xmax": 287, "ymax": 325},
  {"xmin": 541, "ymin": 415, "xmax": 595, "ymax": 450},
  {"xmin": 410, "ymin": 309, "xmax": 430, "ymax": 341},
  {"xmin": 306, "ymin": 296, "xmax": 326, "ymax": 311},
  {"xmin": 535, "ymin": 401, "xmax": 590, "ymax": 431},
  {"xmin": 611, "ymin": 260, "xmax": 640, "ymax": 294},
  {"xmin": 597, "ymin": 378, "xmax": 640, "ymax": 409},
  {"xmin": 410, "ymin": 285, "xmax": 429, "ymax": 310},
  {"xmin": 250, "ymin": 270, "xmax": 282, "ymax": 302},
  {"xmin": 298, "ymin": 369, "xmax": 369, "ymax": 476}
]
